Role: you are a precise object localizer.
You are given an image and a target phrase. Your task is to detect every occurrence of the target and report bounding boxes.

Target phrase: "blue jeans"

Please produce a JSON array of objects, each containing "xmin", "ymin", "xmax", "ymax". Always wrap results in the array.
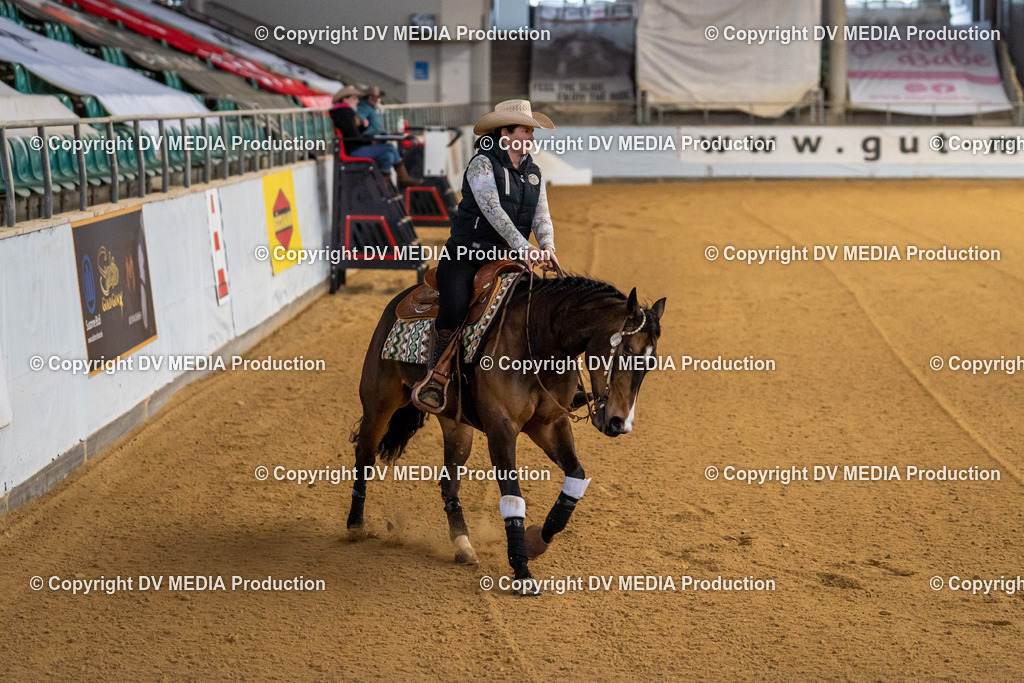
[{"xmin": 350, "ymin": 143, "xmax": 401, "ymax": 172}]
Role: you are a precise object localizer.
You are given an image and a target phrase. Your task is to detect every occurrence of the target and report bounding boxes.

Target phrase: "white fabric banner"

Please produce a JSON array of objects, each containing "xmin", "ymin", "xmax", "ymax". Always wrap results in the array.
[
  {"xmin": 114, "ymin": 0, "xmax": 344, "ymax": 94},
  {"xmin": 637, "ymin": 0, "xmax": 821, "ymax": 118},
  {"xmin": 0, "ymin": 17, "xmax": 208, "ymax": 128},
  {"xmin": 548, "ymin": 125, "xmax": 1024, "ymax": 178},
  {"xmin": 848, "ymin": 30, "xmax": 1011, "ymax": 116},
  {"xmin": 0, "ymin": 82, "xmax": 88, "ymax": 137}
]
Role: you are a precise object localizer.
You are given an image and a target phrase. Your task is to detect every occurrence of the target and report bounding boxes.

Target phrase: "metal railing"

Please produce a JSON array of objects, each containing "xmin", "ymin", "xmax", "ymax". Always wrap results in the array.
[
  {"xmin": 0, "ymin": 106, "xmax": 332, "ymax": 227},
  {"xmin": 380, "ymin": 102, "xmax": 490, "ymax": 131}
]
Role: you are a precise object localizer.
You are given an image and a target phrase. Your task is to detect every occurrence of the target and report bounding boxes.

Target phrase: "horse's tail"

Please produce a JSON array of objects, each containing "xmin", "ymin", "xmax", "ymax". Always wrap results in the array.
[{"xmin": 349, "ymin": 403, "xmax": 427, "ymax": 464}]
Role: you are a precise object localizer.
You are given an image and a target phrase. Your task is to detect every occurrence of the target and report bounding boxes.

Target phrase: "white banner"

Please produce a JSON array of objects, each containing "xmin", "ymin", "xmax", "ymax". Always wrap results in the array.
[
  {"xmin": 0, "ymin": 18, "xmax": 208, "ymax": 129},
  {"xmin": 549, "ymin": 126, "xmax": 1024, "ymax": 178},
  {"xmin": 0, "ymin": 82, "xmax": 88, "ymax": 137},
  {"xmin": 531, "ymin": 4, "xmax": 635, "ymax": 104},
  {"xmin": 848, "ymin": 29, "xmax": 1011, "ymax": 116},
  {"xmin": 676, "ymin": 126, "xmax": 1024, "ymax": 177},
  {"xmin": 637, "ymin": 0, "xmax": 821, "ymax": 118},
  {"xmin": 115, "ymin": 0, "xmax": 344, "ymax": 94}
]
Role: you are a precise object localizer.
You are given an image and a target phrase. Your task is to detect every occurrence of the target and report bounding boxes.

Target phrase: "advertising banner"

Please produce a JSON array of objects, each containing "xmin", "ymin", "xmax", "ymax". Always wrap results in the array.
[
  {"xmin": 531, "ymin": 3, "xmax": 635, "ymax": 103},
  {"xmin": 848, "ymin": 30, "xmax": 1012, "ymax": 116},
  {"xmin": 262, "ymin": 170, "xmax": 303, "ymax": 275},
  {"xmin": 72, "ymin": 207, "xmax": 158, "ymax": 375},
  {"xmin": 674, "ymin": 126, "xmax": 1024, "ymax": 177}
]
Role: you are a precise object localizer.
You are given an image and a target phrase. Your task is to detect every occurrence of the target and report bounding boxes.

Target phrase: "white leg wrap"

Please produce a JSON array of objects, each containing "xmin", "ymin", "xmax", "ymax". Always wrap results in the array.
[
  {"xmin": 562, "ymin": 476, "xmax": 591, "ymax": 499},
  {"xmin": 499, "ymin": 495, "xmax": 526, "ymax": 519}
]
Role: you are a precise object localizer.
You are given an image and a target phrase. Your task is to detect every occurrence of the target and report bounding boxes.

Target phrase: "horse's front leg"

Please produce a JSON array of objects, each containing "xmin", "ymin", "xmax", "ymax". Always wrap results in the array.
[
  {"xmin": 524, "ymin": 415, "xmax": 590, "ymax": 559},
  {"xmin": 485, "ymin": 422, "xmax": 540, "ymax": 596}
]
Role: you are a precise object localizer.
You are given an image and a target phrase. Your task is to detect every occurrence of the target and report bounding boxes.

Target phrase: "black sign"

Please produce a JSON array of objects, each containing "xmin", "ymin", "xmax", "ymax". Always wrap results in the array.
[{"xmin": 72, "ymin": 207, "xmax": 157, "ymax": 374}]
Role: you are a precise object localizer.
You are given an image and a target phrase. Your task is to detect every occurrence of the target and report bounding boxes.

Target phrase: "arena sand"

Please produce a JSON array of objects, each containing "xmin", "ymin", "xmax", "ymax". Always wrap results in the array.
[{"xmin": 2, "ymin": 180, "xmax": 1023, "ymax": 679}]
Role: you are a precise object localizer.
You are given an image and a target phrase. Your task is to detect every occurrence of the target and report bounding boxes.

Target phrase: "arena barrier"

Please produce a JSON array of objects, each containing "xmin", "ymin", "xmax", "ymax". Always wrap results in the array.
[
  {"xmin": 539, "ymin": 125, "xmax": 1024, "ymax": 179},
  {"xmin": 0, "ymin": 155, "xmax": 332, "ymax": 514}
]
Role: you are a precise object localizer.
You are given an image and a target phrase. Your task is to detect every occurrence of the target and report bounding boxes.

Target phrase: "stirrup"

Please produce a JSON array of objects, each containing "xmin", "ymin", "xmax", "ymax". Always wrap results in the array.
[{"xmin": 412, "ymin": 373, "xmax": 449, "ymax": 413}]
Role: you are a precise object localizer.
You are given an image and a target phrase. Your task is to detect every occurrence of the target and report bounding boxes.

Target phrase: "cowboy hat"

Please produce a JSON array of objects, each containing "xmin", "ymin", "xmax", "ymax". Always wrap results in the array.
[
  {"xmin": 362, "ymin": 85, "xmax": 385, "ymax": 98},
  {"xmin": 473, "ymin": 99, "xmax": 555, "ymax": 135},
  {"xmin": 332, "ymin": 85, "xmax": 362, "ymax": 103}
]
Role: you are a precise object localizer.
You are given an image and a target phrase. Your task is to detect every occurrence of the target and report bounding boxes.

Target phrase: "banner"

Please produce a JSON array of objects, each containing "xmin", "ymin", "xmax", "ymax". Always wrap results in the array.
[
  {"xmin": 0, "ymin": 17, "xmax": 208, "ymax": 128},
  {"xmin": 262, "ymin": 170, "xmax": 303, "ymax": 275},
  {"xmin": 637, "ymin": 0, "xmax": 821, "ymax": 118},
  {"xmin": 113, "ymin": 0, "xmax": 344, "ymax": 95},
  {"xmin": 0, "ymin": 81, "xmax": 88, "ymax": 138},
  {"xmin": 672, "ymin": 126, "xmax": 1024, "ymax": 177},
  {"xmin": 531, "ymin": 4, "xmax": 635, "ymax": 103},
  {"xmin": 206, "ymin": 189, "xmax": 230, "ymax": 305},
  {"xmin": 71, "ymin": 0, "xmax": 330, "ymax": 106},
  {"xmin": 0, "ymin": 338, "xmax": 11, "ymax": 429},
  {"xmin": 848, "ymin": 29, "xmax": 1011, "ymax": 116},
  {"xmin": 72, "ymin": 207, "xmax": 157, "ymax": 375}
]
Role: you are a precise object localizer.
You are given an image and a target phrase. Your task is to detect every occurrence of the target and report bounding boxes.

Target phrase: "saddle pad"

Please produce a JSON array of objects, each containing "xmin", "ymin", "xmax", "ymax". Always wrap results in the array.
[{"xmin": 382, "ymin": 272, "xmax": 522, "ymax": 365}]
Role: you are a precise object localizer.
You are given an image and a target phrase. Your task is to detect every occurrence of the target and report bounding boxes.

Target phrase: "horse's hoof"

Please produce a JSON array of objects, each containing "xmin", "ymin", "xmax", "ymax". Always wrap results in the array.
[
  {"xmin": 512, "ymin": 573, "xmax": 542, "ymax": 597},
  {"xmin": 346, "ymin": 525, "xmax": 367, "ymax": 541},
  {"xmin": 525, "ymin": 524, "xmax": 548, "ymax": 560},
  {"xmin": 453, "ymin": 535, "xmax": 478, "ymax": 565}
]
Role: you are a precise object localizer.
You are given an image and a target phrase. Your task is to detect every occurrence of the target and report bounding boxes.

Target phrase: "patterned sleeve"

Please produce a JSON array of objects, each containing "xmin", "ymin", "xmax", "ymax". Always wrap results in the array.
[
  {"xmin": 466, "ymin": 155, "xmax": 533, "ymax": 252},
  {"xmin": 532, "ymin": 181, "xmax": 555, "ymax": 251}
]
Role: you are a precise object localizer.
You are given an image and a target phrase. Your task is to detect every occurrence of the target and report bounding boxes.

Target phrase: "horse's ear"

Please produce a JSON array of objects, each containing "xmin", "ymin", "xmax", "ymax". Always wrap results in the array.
[
  {"xmin": 627, "ymin": 287, "xmax": 639, "ymax": 314},
  {"xmin": 651, "ymin": 297, "xmax": 666, "ymax": 320}
]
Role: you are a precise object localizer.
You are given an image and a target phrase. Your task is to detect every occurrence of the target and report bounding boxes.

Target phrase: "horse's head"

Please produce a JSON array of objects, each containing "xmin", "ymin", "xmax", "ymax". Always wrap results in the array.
[{"xmin": 587, "ymin": 288, "xmax": 666, "ymax": 437}]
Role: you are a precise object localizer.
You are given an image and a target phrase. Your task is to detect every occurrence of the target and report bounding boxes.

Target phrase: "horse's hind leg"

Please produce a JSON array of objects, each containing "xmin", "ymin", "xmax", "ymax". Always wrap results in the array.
[
  {"xmin": 348, "ymin": 361, "xmax": 407, "ymax": 532},
  {"xmin": 437, "ymin": 417, "xmax": 477, "ymax": 564}
]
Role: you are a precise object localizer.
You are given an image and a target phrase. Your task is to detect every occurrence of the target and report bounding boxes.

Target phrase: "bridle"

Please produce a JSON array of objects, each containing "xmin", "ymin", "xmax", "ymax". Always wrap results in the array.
[{"xmin": 518, "ymin": 266, "xmax": 648, "ymax": 424}]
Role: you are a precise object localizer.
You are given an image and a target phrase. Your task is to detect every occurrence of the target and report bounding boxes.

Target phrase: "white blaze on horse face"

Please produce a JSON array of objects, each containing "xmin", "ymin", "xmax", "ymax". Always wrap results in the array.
[
  {"xmin": 623, "ymin": 345, "xmax": 653, "ymax": 433},
  {"xmin": 622, "ymin": 402, "xmax": 636, "ymax": 433}
]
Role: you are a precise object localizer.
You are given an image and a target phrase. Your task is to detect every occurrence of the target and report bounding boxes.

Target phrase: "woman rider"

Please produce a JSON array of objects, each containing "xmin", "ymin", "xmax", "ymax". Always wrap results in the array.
[{"xmin": 412, "ymin": 100, "xmax": 560, "ymax": 413}]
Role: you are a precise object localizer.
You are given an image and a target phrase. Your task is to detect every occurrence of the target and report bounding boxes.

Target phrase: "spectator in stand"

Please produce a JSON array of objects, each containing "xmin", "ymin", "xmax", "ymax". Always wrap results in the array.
[
  {"xmin": 330, "ymin": 85, "xmax": 420, "ymax": 187},
  {"xmin": 357, "ymin": 85, "xmax": 386, "ymax": 137}
]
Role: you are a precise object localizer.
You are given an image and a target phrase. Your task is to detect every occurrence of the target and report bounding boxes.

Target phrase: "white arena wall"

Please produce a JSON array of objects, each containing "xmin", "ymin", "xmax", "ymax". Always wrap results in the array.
[
  {"xmin": 0, "ymin": 157, "xmax": 332, "ymax": 513},
  {"xmin": 541, "ymin": 126, "xmax": 1024, "ymax": 179}
]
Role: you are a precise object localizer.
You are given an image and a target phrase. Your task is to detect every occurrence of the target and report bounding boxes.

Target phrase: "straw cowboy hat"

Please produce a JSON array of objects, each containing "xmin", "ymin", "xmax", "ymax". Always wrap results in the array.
[
  {"xmin": 473, "ymin": 99, "xmax": 555, "ymax": 135},
  {"xmin": 332, "ymin": 85, "xmax": 362, "ymax": 103}
]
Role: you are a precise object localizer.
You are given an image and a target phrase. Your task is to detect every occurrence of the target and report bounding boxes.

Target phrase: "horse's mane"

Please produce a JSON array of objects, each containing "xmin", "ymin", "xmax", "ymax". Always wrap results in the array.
[
  {"xmin": 514, "ymin": 273, "xmax": 625, "ymax": 303},
  {"xmin": 512, "ymin": 273, "xmax": 660, "ymax": 339}
]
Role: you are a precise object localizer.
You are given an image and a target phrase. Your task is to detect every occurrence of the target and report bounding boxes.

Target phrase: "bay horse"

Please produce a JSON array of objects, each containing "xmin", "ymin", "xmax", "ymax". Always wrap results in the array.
[{"xmin": 347, "ymin": 272, "xmax": 666, "ymax": 595}]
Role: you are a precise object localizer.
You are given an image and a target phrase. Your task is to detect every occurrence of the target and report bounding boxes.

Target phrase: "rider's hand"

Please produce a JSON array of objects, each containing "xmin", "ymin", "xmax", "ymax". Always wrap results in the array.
[
  {"xmin": 523, "ymin": 247, "xmax": 559, "ymax": 273},
  {"xmin": 540, "ymin": 249, "xmax": 560, "ymax": 273},
  {"xmin": 523, "ymin": 247, "xmax": 545, "ymax": 271}
]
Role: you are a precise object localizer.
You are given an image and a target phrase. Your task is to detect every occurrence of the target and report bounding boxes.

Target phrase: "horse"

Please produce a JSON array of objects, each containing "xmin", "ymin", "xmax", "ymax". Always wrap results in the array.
[{"xmin": 347, "ymin": 272, "xmax": 666, "ymax": 595}]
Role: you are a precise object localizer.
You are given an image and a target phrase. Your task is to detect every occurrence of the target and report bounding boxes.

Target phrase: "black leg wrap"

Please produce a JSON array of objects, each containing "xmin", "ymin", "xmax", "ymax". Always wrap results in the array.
[
  {"xmin": 541, "ymin": 492, "xmax": 579, "ymax": 544},
  {"xmin": 444, "ymin": 498, "xmax": 469, "ymax": 541},
  {"xmin": 346, "ymin": 487, "xmax": 366, "ymax": 528},
  {"xmin": 504, "ymin": 517, "xmax": 529, "ymax": 575}
]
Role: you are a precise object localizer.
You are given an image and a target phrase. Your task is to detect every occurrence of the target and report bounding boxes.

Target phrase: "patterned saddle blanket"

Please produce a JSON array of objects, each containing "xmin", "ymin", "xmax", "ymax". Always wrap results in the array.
[{"xmin": 381, "ymin": 271, "xmax": 522, "ymax": 365}]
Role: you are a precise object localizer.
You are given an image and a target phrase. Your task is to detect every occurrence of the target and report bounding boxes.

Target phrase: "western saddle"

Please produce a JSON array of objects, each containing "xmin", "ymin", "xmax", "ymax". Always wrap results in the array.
[{"xmin": 396, "ymin": 259, "xmax": 527, "ymax": 325}]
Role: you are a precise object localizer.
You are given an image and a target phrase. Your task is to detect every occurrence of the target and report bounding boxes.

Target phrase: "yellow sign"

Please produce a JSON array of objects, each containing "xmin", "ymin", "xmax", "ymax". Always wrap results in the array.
[{"xmin": 262, "ymin": 169, "xmax": 303, "ymax": 275}]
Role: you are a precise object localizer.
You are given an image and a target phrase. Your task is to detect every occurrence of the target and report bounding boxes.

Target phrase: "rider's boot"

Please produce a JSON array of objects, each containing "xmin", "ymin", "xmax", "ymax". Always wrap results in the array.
[
  {"xmin": 395, "ymin": 161, "xmax": 423, "ymax": 189},
  {"xmin": 411, "ymin": 327, "xmax": 456, "ymax": 413}
]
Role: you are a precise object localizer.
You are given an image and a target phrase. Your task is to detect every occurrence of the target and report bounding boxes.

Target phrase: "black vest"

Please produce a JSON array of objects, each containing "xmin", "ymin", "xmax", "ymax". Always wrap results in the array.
[{"xmin": 450, "ymin": 144, "xmax": 542, "ymax": 249}]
